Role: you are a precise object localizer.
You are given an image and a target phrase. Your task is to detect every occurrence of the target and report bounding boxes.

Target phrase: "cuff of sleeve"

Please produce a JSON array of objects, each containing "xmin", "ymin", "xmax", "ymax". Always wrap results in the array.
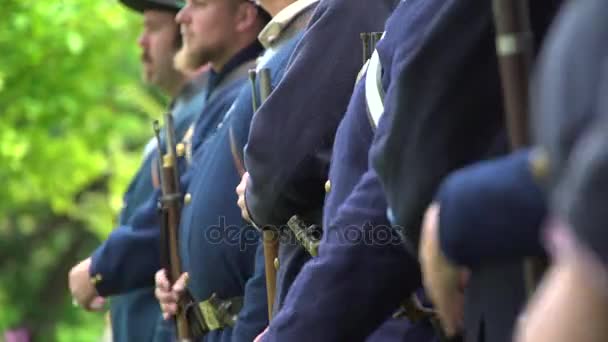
[{"xmin": 90, "ymin": 244, "xmax": 115, "ymax": 297}]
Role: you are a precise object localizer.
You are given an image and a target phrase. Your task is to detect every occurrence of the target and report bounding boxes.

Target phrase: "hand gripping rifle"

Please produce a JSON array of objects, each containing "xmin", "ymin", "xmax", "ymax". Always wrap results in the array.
[
  {"xmin": 154, "ymin": 115, "xmax": 206, "ymax": 341},
  {"xmin": 492, "ymin": 0, "xmax": 544, "ymax": 296},
  {"xmin": 246, "ymin": 68, "xmax": 280, "ymax": 320}
]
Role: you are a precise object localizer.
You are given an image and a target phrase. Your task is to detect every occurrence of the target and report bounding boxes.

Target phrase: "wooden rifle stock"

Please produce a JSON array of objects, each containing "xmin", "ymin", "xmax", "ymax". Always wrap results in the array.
[
  {"xmin": 249, "ymin": 68, "xmax": 280, "ymax": 320},
  {"xmin": 492, "ymin": 0, "xmax": 544, "ymax": 297},
  {"xmin": 154, "ymin": 115, "xmax": 192, "ymax": 341}
]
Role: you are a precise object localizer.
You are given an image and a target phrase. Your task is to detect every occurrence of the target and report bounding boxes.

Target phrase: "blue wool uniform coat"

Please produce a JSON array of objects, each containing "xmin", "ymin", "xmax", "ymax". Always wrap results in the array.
[
  {"xmin": 547, "ymin": 0, "xmax": 608, "ymax": 267},
  {"xmin": 372, "ymin": 0, "xmax": 561, "ymax": 254},
  {"xmin": 88, "ymin": 43, "xmax": 263, "ymax": 342},
  {"xmin": 436, "ymin": 150, "xmax": 546, "ymax": 268},
  {"xmin": 108, "ymin": 74, "xmax": 207, "ymax": 342},
  {"xmin": 264, "ymin": 1, "xmax": 446, "ymax": 341},
  {"xmin": 424, "ymin": 0, "xmax": 608, "ymax": 264},
  {"xmin": 244, "ymin": 0, "xmax": 399, "ymax": 314},
  {"xmin": 180, "ymin": 33, "xmax": 308, "ymax": 342},
  {"xmin": 370, "ymin": 1, "xmax": 561, "ymax": 341},
  {"xmin": 427, "ymin": 1, "xmax": 608, "ymax": 340}
]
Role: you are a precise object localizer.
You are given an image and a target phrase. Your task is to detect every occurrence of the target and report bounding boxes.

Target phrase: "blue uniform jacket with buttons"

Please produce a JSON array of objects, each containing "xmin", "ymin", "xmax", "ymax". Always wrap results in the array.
[
  {"xmin": 438, "ymin": 0, "xmax": 608, "ymax": 274},
  {"xmin": 424, "ymin": 0, "xmax": 608, "ymax": 327},
  {"xmin": 178, "ymin": 34, "xmax": 305, "ymax": 342},
  {"xmin": 88, "ymin": 42, "xmax": 263, "ymax": 298},
  {"xmin": 244, "ymin": 0, "xmax": 399, "ymax": 314},
  {"xmin": 368, "ymin": 2, "xmax": 561, "ymax": 342},
  {"xmin": 371, "ymin": 0, "xmax": 562, "ymax": 254},
  {"xmin": 435, "ymin": 0, "xmax": 608, "ymax": 283},
  {"xmin": 107, "ymin": 73, "xmax": 207, "ymax": 342},
  {"xmin": 263, "ymin": 1, "xmax": 445, "ymax": 341}
]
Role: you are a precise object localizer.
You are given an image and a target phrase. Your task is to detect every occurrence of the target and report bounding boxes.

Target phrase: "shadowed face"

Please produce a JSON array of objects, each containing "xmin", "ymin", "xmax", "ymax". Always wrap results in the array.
[
  {"xmin": 138, "ymin": 9, "xmax": 181, "ymax": 89},
  {"xmin": 174, "ymin": 0, "xmax": 245, "ymax": 71}
]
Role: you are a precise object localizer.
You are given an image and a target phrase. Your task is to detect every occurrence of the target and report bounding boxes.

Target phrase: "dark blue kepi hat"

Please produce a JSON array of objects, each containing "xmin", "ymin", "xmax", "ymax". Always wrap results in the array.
[{"xmin": 119, "ymin": 0, "xmax": 184, "ymax": 13}]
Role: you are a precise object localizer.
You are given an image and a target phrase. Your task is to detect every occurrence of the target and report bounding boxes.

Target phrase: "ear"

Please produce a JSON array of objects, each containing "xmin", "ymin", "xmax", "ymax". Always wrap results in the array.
[{"xmin": 234, "ymin": 2, "xmax": 259, "ymax": 33}]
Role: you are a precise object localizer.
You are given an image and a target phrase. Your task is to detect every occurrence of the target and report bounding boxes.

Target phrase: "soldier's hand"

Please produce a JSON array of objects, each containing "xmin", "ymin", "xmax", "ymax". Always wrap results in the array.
[
  {"xmin": 236, "ymin": 172, "xmax": 251, "ymax": 222},
  {"xmin": 155, "ymin": 269, "xmax": 188, "ymax": 320},
  {"xmin": 68, "ymin": 257, "xmax": 105, "ymax": 311},
  {"xmin": 419, "ymin": 203, "xmax": 467, "ymax": 337}
]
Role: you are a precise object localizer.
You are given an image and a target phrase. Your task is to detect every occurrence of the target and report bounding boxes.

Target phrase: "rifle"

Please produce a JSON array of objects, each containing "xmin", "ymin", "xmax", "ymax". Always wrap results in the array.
[
  {"xmin": 154, "ymin": 116, "xmax": 205, "ymax": 341},
  {"xmin": 247, "ymin": 68, "xmax": 280, "ymax": 320},
  {"xmin": 360, "ymin": 33, "xmax": 371, "ymax": 65},
  {"xmin": 492, "ymin": 0, "xmax": 544, "ymax": 296},
  {"xmin": 360, "ymin": 32, "xmax": 384, "ymax": 65}
]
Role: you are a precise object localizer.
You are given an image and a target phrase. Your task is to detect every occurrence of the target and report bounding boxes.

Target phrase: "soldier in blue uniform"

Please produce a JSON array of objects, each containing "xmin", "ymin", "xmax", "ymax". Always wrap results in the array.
[
  {"xmin": 69, "ymin": 1, "xmax": 271, "ymax": 341},
  {"xmin": 370, "ymin": 1, "xmax": 561, "ymax": 341},
  {"xmin": 255, "ymin": 1, "xmax": 449, "ymax": 341},
  {"xmin": 238, "ymin": 0, "xmax": 399, "ymax": 322},
  {"xmin": 517, "ymin": 126, "xmax": 608, "ymax": 342},
  {"xmin": 67, "ymin": 1, "xmax": 206, "ymax": 341},
  {"xmin": 516, "ymin": 0, "xmax": 608, "ymax": 340},
  {"xmin": 418, "ymin": 149, "xmax": 546, "ymax": 337},
  {"xmin": 418, "ymin": 0, "xmax": 608, "ymax": 340},
  {"xmin": 155, "ymin": 0, "xmax": 320, "ymax": 340},
  {"xmin": 418, "ymin": 0, "xmax": 608, "ymax": 313}
]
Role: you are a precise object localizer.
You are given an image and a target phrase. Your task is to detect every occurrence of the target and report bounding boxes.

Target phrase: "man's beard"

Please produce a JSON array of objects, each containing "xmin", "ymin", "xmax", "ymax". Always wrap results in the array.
[
  {"xmin": 174, "ymin": 43, "xmax": 216, "ymax": 73},
  {"xmin": 142, "ymin": 49, "xmax": 181, "ymax": 93}
]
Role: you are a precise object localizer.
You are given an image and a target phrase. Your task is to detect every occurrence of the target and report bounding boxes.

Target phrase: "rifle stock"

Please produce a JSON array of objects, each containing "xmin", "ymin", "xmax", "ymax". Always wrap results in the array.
[
  {"xmin": 155, "ymin": 115, "xmax": 200, "ymax": 341},
  {"xmin": 249, "ymin": 68, "xmax": 280, "ymax": 320}
]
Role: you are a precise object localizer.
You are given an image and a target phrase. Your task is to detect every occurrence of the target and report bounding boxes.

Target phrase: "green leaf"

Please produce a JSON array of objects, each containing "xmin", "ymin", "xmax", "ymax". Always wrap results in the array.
[
  {"xmin": 0, "ymin": 0, "xmax": 168, "ymax": 339},
  {"xmin": 66, "ymin": 31, "xmax": 84, "ymax": 55}
]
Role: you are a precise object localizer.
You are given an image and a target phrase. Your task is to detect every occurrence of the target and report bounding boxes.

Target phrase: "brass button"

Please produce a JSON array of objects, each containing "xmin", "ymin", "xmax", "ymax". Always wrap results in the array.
[
  {"xmin": 530, "ymin": 148, "xmax": 550, "ymax": 182},
  {"xmin": 273, "ymin": 257, "xmax": 279, "ymax": 270},
  {"xmin": 324, "ymin": 180, "xmax": 331, "ymax": 193},
  {"xmin": 184, "ymin": 193, "xmax": 192, "ymax": 205},
  {"xmin": 90, "ymin": 273, "xmax": 103, "ymax": 285},
  {"xmin": 176, "ymin": 143, "xmax": 186, "ymax": 157}
]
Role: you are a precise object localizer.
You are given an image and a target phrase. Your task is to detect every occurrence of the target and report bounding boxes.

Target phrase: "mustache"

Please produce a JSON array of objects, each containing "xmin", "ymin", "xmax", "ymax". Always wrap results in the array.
[{"xmin": 141, "ymin": 51, "xmax": 152, "ymax": 63}]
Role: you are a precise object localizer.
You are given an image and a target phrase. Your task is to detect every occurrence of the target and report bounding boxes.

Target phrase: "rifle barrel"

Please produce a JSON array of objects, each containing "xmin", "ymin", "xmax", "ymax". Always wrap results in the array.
[
  {"xmin": 253, "ymin": 67, "xmax": 279, "ymax": 320},
  {"xmin": 258, "ymin": 68, "xmax": 272, "ymax": 102},
  {"xmin": 493, "ymin": 0, "xmax": 545, "ymax": 297},
  {"xmin": 492, "ymin": 0, "xmax": 533, "ymax": 148}
]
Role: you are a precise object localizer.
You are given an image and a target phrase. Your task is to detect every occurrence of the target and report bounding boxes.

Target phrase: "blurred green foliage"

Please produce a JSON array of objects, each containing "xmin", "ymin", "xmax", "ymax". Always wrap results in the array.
[{"xmin": 1, "ymin": 1, "xmax": 167, "ymax": 340}]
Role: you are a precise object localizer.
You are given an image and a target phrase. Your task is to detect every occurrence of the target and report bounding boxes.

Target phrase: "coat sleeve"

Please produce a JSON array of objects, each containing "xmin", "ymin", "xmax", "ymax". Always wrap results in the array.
[
  {"xmin": 90, "ymin": 168, "xmax": 192, "ymax": 296},
  {"xmin": 89, "ymin": 189, "xmax": 162, "ymax": 296},
  {"xmin": 372, "ymin": 0, "xmax": 561, "ymax": 254},
  {"xmin": 436, "ymin": 150, "xmax": 547, "ymax": 267},
  {"xmin": 244, "ymin": 0, "xmax": 397, "ymax": 227}
]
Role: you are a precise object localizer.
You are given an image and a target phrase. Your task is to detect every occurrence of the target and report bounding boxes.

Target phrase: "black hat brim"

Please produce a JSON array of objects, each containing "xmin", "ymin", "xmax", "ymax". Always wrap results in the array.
[{"xmin": 120, "ymin": 0, "xmax": 181, "ymax": 13}]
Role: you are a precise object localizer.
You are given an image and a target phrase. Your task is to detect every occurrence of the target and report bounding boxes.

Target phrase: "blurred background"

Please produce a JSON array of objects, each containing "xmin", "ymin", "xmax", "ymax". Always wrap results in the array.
[{"xmin": 1, "ymin": 1, "xmax": 168, "ymax": 340}]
